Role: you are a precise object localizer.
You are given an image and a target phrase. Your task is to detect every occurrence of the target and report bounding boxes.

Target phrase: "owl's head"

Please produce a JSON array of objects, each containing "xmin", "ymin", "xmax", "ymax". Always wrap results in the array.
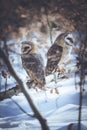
[
  {"xmin": 21, "ymin": 41, "xmax": 37, "ymax": 55},
  {"xmin": 55, "ymin": 32, "xmax": 75, "ymax": 47}
]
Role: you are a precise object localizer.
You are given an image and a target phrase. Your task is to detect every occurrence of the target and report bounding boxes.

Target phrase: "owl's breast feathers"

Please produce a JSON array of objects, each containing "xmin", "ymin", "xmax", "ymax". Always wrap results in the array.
[
  {"xmin": 46, "ymin": 44, "xmax": 63, "ymax": 75},
  {"xmin": 21, "ymin": 53, "xmax": 45, "ymax": 86}
]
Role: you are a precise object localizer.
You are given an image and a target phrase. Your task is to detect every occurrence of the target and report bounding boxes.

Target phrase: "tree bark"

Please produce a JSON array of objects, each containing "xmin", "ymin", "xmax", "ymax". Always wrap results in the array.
[{"xmin": 0, "ymin": 47, "xmax": 50, "ymax": 130}]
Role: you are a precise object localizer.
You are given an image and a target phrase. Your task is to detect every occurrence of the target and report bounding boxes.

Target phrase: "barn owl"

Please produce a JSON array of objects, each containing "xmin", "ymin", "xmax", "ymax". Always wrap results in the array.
[
  {"xmin": 21, "ymin": 41, "xmax": 46, "ymax": 90},
  {"xmin": 45, "ymin": 32, "xmax": 74, "ymax": 76}
]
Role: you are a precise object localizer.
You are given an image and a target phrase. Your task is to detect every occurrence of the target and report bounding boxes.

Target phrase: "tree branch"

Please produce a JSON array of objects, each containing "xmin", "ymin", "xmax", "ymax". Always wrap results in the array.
[
  {"xmin": 44, "ymin": 4, "xmax": 53, "ymax": 45},
  {"xmin": 0, "ymin": 47, "xmax": 50, "ymax": 130},
  {"xmin": 77, "ymin": 35, "xmax": 87, "ymax": 130}
]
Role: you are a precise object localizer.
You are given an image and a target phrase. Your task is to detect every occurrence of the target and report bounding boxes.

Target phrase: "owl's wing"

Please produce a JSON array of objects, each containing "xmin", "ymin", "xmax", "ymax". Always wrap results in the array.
[
  {"xmin": 22, "ymin": 54, "xmax": 45, "ymax": 85},
  {"xmin": 22, "ymin": 54, "xmax": 43, "ymax": 72},
  {"xmin": 46, "ymin": 44, "xmax": 63, "ymax": 75}
]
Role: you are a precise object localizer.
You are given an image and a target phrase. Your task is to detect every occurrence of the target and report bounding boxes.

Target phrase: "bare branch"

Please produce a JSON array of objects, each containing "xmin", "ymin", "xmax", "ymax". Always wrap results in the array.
[
  {"xmin": 0, "ymin": 47, "xmax": 50, "ymax": 130},
  {"xmin": 77, "ymin": 35, "xmax": 87, "ymax": 130},
  {"xmin": 10, "ymin": 97, "xmax": 34, "ymax": 118},
  {"xmin": 44, "ymin": 5, "xmax": 53, "ymax": 45}
]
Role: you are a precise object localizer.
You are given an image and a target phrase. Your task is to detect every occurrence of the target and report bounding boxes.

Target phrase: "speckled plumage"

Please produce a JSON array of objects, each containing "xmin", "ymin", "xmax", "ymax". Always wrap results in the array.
[
  {"xmin": 45, "ymin": 32, "xmax": 74, "ymax": 75},
  {"xmin": 21, "ymin": 41, "xmax": 45, "ymax": 89},
  {"xmin": 46, "ymin": 44, "xmax": 63, "ymax": 75}
]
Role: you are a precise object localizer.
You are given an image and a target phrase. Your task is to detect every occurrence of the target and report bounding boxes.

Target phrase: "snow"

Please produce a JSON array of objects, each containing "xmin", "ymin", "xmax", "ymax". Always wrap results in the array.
[
  {"xmin": 0, "ymin": 32, "xmax": 87, "ymax": 130},
  {"xmin": 0, "ymin": 75, "xmax": 87, "ymax": 130}
]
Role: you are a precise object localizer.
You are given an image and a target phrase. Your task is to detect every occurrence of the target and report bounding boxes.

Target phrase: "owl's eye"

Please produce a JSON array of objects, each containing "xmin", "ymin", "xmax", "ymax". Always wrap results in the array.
[
  {"xmin": 67, "ymin": 37, "xmax": 73, "ymax": 43},
  {"xmin": 23, "ymin": 46, "xmax": 31, "ymax": 53}
]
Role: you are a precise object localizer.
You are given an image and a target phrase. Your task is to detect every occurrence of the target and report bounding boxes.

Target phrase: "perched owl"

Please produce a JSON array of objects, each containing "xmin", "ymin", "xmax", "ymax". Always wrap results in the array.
[
  {"xmin": 45, "ymin": 32, "xmax": 74, "ymax": 76},
  {"xmin": 21, "ymin": 41, "xmax": 46, "ymax": 90}
]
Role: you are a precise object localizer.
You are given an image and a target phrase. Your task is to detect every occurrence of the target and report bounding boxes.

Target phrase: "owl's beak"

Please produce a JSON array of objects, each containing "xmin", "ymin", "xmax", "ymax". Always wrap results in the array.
[{"xmin": 66, "ymin": 42, "xmax": 72, "ymax": 46}]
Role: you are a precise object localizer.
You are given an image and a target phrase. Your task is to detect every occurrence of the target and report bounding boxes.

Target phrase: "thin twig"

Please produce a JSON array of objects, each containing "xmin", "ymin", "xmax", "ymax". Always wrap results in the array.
[
  {"xmin": 78, "ymin": 35, "xmax": 87, "ymax": 130},
  {"xmin": 0, "ymin": 47, "xmax": 50, "ymax": 130},
  {"xmin": 4, "ymin": 39, "xmax": 9, "ymax": 56},
  {"xmin": 44, "ymin": 5, "xmax": 53, "ymax": 45},
  {"xmin": 10, "ymin": 97, "xmax": 35, "ymax": 118},
  {"xmin": 4, "ymin": 76, "xmax": 7, "ymax": 95}
]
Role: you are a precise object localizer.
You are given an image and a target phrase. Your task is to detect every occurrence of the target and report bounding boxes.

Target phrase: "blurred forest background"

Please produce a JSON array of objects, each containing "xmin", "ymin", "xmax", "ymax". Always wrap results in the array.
[{"xmin": 0, "ymin": 0, "xmax": 87, "ymax": 40}]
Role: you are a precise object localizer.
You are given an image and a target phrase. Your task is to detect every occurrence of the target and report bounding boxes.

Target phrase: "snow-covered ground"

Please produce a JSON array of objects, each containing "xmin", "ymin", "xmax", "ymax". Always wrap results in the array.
[
  {"xmin": 0, "ymin": 32, "xmax": 87, "ymax": 130},
  {"xmin": 0, "ymin": 74, "xmax": 87, "ymax": 130}
]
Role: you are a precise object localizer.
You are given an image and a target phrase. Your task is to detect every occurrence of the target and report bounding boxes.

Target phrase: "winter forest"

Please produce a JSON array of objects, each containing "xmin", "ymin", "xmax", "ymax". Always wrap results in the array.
[{"xmin": 0, "ymin": 0, "xmax": 87, "ymax": 130}]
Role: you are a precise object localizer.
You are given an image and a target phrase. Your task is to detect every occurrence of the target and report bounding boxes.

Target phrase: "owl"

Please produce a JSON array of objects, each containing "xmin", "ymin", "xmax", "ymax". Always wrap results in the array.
[
  {"xmin": 45, "ymin": 32, "xmax": 74, "ymax": 76},
  {"xmin": 21, "ymin": 41, "xmax": 46, "ymax": 90}
]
